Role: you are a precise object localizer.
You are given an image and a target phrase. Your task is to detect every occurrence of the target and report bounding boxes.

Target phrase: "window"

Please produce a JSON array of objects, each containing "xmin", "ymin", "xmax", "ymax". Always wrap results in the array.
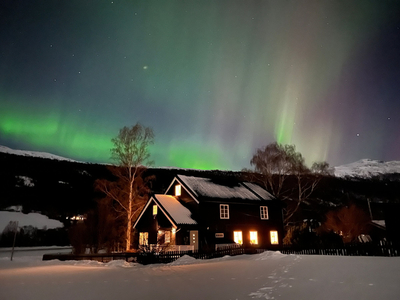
[
  {"xmin": 260, "ymin": 206, "xmax": 269, "ymax": 220},
  {"xmin": 234, "ymin": 231, "xmax": 243, "ymax": 244},
  {"xmin": 250, "ymin": 231, "xmax": 258, "ymax": 244},
  {"xmin": 175, "ymin": 184, "xmax": 181, "ymax": 196},
  {"xmin": 270, "ymin": 231, "xmax": 279, "ymax": 245},
  {"xmin": 165, "ymin": 231, "xmax": 171, "ymax": 243},
  {"xmin": 220, "ymin": 204, "xmax": 229, "ymax": 219},
  {"xmin": 153, "ymin": 205, "xmax": 158, "ymax": 215},
  {"xmin": 139, "ymin": 232, "xmax": 148, "ymax": 246}
]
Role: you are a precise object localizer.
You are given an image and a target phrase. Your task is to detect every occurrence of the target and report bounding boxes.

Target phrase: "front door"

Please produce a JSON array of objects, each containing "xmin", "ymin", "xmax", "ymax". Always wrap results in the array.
[{"xmin": 190, "ymin": 230, "xmax": 198, "ymax": 251}]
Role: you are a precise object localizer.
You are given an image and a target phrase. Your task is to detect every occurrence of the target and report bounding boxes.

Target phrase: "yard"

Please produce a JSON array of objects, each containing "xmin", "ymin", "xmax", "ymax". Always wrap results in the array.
[{"xmin": 1, "ymin": 248, "xmax": 399, "ymax": 300}]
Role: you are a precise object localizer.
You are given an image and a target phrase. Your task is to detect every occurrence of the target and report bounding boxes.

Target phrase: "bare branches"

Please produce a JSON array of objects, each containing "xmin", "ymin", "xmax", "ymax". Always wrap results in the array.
[
  {"xmin": 320, "ymin": 205, "xmax": 371, "ymax": 243},
  {"xmin": 96, "ymin": 123, "xmax": 154, "ymax": 251},
  {"xmin": 249, "ymin": 142, "xmax": 331, "ymax": 223}
]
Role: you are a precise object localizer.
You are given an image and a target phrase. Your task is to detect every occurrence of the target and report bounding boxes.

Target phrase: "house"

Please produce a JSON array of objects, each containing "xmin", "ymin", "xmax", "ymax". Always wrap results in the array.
[{"xmin": 133, "ymin": 174, "xmax": 284, "ymax": 251}]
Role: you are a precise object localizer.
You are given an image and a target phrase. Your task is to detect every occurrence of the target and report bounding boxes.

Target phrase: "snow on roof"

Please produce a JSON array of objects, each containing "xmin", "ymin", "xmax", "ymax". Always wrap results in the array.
[
  {"xmin": 242, "ymin": 182, "xmax": 274, "ymax": 200},
  {"xmin": 371, "ymin": 220, "xmax": 386, "ymax": 228},
  {"xmin": 177, "ymin": 175, "xmax": 261, "ymax": 200},
  {"xmin": 154, "ymin": 195, "xmax": 197, "ymax": 225}
]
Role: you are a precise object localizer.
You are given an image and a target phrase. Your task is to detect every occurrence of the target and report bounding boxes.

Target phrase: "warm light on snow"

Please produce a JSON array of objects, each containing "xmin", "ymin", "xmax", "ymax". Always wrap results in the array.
[{"xmin": 0, "ymin": 248, "xmax": 399, "ymax": 300}]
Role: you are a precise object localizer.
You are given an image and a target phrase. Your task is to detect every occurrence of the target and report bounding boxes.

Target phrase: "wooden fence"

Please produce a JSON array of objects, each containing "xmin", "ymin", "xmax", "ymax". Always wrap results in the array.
[
  {"xmin": 42, "ymin": 244, "xmax": 247, "ymax": 264},
  {"xmin": 280, "ymin": 241, "xmax": 399, "ymax": 257},
  {"xmin": 42, "ymin": 241, "xmax": 399, "ymax": 264}
]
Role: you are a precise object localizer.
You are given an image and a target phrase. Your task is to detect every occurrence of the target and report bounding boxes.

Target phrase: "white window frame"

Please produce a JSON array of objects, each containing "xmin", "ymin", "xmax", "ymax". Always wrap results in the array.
[
  {"xmin": 220, "ymin": 204, "xmax": 229, "ymax": 219},
  {"xmin": 260, "ymin": 206, "xmax": 269, "ymax": 220}
]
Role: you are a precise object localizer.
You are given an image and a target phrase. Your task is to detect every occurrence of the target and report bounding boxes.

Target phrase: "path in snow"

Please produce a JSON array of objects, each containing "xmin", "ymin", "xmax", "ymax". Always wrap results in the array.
[{"xmin": 0, "ymin": 250, "xmax": 399, "ymax": 300}]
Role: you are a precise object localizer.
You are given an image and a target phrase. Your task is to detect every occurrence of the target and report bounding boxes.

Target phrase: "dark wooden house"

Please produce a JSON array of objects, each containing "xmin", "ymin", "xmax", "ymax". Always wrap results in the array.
[{"xmin": 133, "ymin": 175, "xmax": 284, "ymax": 251}]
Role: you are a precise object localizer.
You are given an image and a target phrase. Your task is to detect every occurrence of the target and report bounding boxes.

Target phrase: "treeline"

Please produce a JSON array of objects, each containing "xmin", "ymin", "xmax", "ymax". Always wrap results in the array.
[
  {"xmin": 1, "ymin": 151, "xmax": 399, "ymax": 221},
  {"xmin": 1, "ymin": 151, "xmax": 400, "ymax": 248}
]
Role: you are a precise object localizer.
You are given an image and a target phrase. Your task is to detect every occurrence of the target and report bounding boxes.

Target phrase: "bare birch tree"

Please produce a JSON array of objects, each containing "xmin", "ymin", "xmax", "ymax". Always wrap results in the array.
[
  {"xmin": 96, "ymin": 123, "xmax": 154, "ymax": 251},
  {"xmin": 250, "ymin": 143, "xmax": 303, "ymax": 198},
  {"xmin": 249, "ymin": 142, "xmax": 331, "ymax": 223}
]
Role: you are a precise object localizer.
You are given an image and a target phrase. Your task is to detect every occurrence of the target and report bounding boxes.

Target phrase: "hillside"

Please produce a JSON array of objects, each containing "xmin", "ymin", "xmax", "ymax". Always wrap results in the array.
[
  {"xmin": 1, "ymin": 147, "xmax": 399, "ymax": 226},
  {"xmin": 335, "ymin": 159, "xmax": 400, "ymax": 178}
]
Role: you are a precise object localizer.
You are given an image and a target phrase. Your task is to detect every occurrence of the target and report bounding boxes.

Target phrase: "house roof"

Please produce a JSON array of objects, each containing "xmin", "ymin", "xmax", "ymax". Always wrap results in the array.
[
  {"xmin": 153, "ymin": 194, "xmax": 197, "ymax": 225},
  {"xmin": 176, "ymin": 175, "xmax": 274, "ymax": 201},
  {"xmin": 242, "ymin": 182, "xmax": 274, "ymax": 200}
]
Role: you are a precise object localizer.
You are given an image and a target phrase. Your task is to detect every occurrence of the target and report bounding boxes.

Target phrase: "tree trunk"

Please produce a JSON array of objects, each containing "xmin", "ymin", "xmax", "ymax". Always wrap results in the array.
[
  {"xmin": 126, "ymin": 179, "xmax": 133, "ymax": 251},
  {"xmin": 126, "ymin": 217, "xmax": 131, "ymax": 251}
]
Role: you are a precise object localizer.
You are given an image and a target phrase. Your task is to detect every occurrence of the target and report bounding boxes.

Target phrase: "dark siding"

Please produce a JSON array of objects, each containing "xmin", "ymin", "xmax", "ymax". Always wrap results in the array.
[{"xmin": 198, "ymin": 200, "xmax": 284, "ymax": 248}]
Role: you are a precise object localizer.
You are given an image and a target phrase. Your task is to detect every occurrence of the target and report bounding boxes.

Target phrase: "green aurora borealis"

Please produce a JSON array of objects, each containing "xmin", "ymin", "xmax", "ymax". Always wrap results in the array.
[{"xmin": 1, "ymin": 1, "xmax": 400, "ymax": 170}]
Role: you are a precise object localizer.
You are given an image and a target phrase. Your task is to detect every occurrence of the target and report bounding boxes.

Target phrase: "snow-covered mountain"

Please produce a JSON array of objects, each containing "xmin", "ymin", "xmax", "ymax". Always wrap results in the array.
[
  {"xmin": 334, "ymin": 159, "xmax": 400, "ymax": 178},
  {"xmin": 2, "ymin": 144, "xmax": 399, "ymax": 179},
  {"xmin": 0, "ymin": 145, "xmax": 76, "ymax": 162}
]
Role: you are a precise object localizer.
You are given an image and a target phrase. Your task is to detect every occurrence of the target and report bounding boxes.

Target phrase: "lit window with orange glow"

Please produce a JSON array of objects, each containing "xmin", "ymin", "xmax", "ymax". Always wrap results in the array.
[
  {"xmin": 165, "ymin": 231, "xmax": 171, "ymax": 243},
  {"xmin": 139, "ymin": 232, "xmax": 148, "ymax": 246},
  {"xmin": 175, "ymin": 184, "xmax": 181, "ymax": 196},
  {"xmin": 234, "ymin": 231, "xmax": 243, "ymax": 244},
  {"xmin": 153, "ymin": 205, "xmax": 158, "ymax": 215},
  {"xmin": 250, "ymin": 231, "xmax": 258, "ymax": 244},
  {"xmin": 270, "ymin": 231, "xmax": 279, "ymax": 245}
]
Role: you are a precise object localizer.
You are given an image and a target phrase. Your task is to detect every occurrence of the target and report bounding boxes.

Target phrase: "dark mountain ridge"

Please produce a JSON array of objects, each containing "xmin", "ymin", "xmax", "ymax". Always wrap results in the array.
[{"xmin": 1, "ymin": 150, "xmax": 399, "ymax": 226}]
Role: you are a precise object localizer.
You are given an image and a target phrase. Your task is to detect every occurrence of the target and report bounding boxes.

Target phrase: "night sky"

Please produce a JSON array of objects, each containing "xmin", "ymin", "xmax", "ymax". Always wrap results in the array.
[{"xmin": 1, "ymin": 0, "xmax": 400, "ymax": 170}]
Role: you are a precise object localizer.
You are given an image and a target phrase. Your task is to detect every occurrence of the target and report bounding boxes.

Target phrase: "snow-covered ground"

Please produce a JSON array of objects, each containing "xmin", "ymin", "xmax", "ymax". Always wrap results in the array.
[
  {"xmin": 0, "ymin": 248, "xmax": 399, "ymax": 300},
  {"xmin": 334, "ymin": 158, "xmax": 400, "ymax": 178},
  {"xmin": 0, "ymin": 145, "xmax": 76, "ymax": 162},
  {"xmin": 0, "ymin": 211, "xmax": 64, "ymax": 232}
]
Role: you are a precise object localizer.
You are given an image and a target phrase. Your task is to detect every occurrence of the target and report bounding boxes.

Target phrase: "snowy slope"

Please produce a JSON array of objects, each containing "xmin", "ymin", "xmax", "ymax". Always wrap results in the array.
[
  {"xmin": 334, "ymin": 159, "xmax": 400, "ymax": 178},
  {"xmin": 0, "ymin": 250, "xmax": 399, "ymax": 300},
  {"xmin": 0, "ymin": 211, "xmax": 64, "ymax": 232},
  {"xmin": 0, "ymin": 145, "xmax": 76, "ymax": 162}
]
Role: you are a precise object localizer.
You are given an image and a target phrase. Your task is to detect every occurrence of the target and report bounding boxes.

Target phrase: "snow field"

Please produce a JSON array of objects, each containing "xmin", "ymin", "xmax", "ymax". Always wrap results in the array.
[
  {"xmin": 0, "ymin": 211, "xmax": 64, "ymax": 232},
  {"xmin": 1, "ymin": 249, "xmax": 399, "ymax": 300}
]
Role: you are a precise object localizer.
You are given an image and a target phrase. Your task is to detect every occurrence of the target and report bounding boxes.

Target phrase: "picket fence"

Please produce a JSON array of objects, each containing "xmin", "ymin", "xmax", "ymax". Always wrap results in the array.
[{"xmin": 42, "ymin": 241, "xmax": 399, "ymax": 264}]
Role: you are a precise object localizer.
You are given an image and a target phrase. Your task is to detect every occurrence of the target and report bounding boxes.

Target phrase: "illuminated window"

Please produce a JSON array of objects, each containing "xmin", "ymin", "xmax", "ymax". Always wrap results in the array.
[
  {"xmin": 270, "ymin": 231, "xmax": 279, "ymax": 245},
  {"xmin": 153, "ymin": 205, "xmax": 158, "ymax": 215},
  {"xmin": 139, "ymin": 232, "xmax": 148, "ymax": 246},
  {"xmin": 260, "ymin": 206, "xmax": 268, "ymax": 220},
  {"xmin": 234, "ymin": 231, "xmax": 243, "ymax": 244},
  {"xmin": 220, "ymin": 204, "xmax": 229, "ymax": 219},
  {"xmin": 175, "ymin": 185, "xmax": 181, "ymax": 196},
  {"xmin": 250, "ymin": 231, "xmax": 258, "ymax": 244},
  {"xmin": 165, "ymin": 231, "xmax": 171, "ymax": 243},
  {"xmin": 157, "ymin": 230, "xmax": 164, "ymax": 243}
]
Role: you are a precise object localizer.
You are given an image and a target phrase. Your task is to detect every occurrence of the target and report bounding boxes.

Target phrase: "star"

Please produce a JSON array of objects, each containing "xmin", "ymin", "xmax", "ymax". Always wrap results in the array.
[{"xmin": 143, "ymin": 66, "xmax": 148, "ymax": 70}]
